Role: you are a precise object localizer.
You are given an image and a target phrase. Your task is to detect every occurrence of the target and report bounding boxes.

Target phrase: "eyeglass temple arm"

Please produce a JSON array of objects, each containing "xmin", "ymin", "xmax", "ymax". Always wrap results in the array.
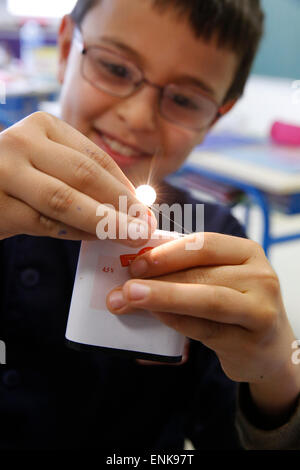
[{"xmin": 73, "ymin": 25, "xmax": 85, "ymax": 53}]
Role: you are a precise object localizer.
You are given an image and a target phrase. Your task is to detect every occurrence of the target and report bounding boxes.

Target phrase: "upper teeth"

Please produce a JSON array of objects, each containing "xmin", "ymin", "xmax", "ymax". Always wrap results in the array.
[{"xmin": 102, "ymin": 135, "xmax": 139, "ymax": 157}]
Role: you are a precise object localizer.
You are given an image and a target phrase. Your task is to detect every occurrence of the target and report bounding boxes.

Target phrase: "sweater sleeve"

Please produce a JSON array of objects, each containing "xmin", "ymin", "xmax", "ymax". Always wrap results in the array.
[
  {"xmin": 184, "ymin": 340, "xmax": 242, "ymax": 450},
  {"xmin": 164, "ymin": 184, "xmax": 300, "ymax": 449},
  {"xmin": 186, "ymin": 197, "xmax": 300, "ymax": 449},
  {"xmin": 236, "ymin": 384, "xmax": 300, "ymax": 450}
]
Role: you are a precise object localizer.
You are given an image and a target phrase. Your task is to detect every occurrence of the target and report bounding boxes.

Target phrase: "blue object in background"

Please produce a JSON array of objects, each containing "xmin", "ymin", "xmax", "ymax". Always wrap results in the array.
[
  {"xmin": 0, "ymin": 92, "xmax": 58, "ymax": 130},
  {"xmin": 0, "ymin": 95, "xmax": 39, "ymax": 129},
  {"xmin": 19, "ymin": 20, "xmax": 45, "ymax": 75},
  {"xmin": 198, "ymin": 132, "xmax": 260, "ymax": 150},
  {"xmin": 252, "ymin": 0, "xmax": 300, "ymax": 79}
]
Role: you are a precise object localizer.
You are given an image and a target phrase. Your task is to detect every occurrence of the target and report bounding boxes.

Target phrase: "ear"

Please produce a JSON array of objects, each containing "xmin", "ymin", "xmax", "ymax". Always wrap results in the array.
[
  {"xmin": 57, "ymin": 15, "xmax": 75, "ymax": 85},
  {"xmin": 209, "ymin": 98, "xmax": 238, "ymax": 128}
]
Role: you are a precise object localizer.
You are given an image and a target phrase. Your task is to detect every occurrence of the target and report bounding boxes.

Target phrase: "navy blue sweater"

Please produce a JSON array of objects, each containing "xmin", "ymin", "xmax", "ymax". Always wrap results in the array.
[{"xmin": 0, "ymin": 184, "xmax": 246, "ymax": 450}]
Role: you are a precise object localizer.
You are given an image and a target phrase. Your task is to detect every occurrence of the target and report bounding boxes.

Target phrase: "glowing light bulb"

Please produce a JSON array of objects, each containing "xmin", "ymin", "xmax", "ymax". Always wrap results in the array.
[{"xmin": 136, "ymin": 185, "xmax": 157, "ymax": 207}]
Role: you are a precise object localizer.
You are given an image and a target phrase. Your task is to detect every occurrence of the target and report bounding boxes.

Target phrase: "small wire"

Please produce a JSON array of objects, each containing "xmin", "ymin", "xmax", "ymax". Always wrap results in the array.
[
  {"xmin": 146, "ymin": 146, "xmax": 160, "ymax": 186},
  {"xmin": 146, "ymin": 145, "xmax": 193, "ymax": 236},
  {"xmin": 150, "ymin": 204, "xmax": 192, "ymax": 236}
]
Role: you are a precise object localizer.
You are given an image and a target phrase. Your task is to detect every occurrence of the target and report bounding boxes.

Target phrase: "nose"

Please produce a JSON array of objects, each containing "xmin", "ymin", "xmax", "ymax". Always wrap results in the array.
[{"xmin": 115, "ymin": 85, "xmax": 159, "ymax": 133}]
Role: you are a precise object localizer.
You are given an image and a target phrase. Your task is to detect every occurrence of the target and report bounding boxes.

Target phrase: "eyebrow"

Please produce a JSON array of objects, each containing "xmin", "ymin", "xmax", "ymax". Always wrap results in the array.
[
  {"xmin": 98, "ymin": 36, "xmax": 217, "ymax": 99},
  {"xmin": 99, "ymin": 36, "xmax": 143, "ymax": 63}
]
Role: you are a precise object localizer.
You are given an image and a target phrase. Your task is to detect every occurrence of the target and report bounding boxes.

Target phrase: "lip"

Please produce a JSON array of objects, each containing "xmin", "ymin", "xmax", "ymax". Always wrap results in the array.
[{"xmin": 92, "ymin": 128, "xmax": 153, "ymax": 167}]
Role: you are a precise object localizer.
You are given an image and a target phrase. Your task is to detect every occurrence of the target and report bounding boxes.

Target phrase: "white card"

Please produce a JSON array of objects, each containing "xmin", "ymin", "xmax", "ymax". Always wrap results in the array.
[{"xmin": 66, "ymin": 230, "xmax": 186, "ymax": 361}]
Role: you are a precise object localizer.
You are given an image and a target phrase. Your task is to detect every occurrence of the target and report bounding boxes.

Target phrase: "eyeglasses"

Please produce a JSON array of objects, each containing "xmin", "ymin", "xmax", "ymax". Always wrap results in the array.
[{"xmin": 73, "ymin": 27, "xmax": 223, "ymax": 131}]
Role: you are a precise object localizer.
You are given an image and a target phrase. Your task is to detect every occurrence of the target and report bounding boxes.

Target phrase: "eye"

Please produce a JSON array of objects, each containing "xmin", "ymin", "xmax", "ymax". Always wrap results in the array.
[
  {"xmin": 171, "ymin": 93, "xmax": 199, "ymax": 110},
  {"xmin": 99, "ymin": 60, "xmax": 131, "ymax": 79}
]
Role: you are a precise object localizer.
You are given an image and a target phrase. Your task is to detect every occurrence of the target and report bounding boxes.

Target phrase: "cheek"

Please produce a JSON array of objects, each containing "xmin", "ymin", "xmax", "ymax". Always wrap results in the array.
[
  {"xmin": 160, "ymin": 127, "xmax": 203, "ymax": 173},
  {"xmin": 60, "ymin": 59, "xmax": 114, "ymax": 134}
]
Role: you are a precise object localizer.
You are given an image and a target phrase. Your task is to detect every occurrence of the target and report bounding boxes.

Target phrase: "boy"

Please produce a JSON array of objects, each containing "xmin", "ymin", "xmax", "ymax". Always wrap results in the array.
[{"xmin": 0, "ymin": 0, "xmax": 299, "ymax": 450}]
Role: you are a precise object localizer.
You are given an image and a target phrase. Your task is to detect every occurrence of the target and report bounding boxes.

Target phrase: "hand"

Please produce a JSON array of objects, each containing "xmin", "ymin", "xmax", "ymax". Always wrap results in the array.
[
  {"xmin": 107, "ymin": 232, "xmax": 300, "ymax": 416},
  {"xmin": 0, "ymin": 112, "xmax": 155, "ymax": 243}
]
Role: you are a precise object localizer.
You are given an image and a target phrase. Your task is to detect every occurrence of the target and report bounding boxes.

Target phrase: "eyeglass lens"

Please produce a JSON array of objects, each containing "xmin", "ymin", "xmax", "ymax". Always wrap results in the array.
[{"xmin": 82, "ymin": 46, "xmax": 218, "ymax": 130}]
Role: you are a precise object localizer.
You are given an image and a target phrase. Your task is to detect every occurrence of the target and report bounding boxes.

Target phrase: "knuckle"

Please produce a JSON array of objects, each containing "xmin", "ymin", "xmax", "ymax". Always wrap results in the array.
[
  {"xmin": 264, "ymin": 275, "xmax": 280, "ymax": 297},
  {"xmin": 28, "ymin": 111, "xmax": 56, "ymax": 128},
  {"xmin": 206, "ymin": 285, "xmax": 221, "ymax": 312},
  {"xmin": 85, "ymin": 147, "xmax": 114, "ymax": 171},
  {"xmin": 256, "ymin": 267, "xmax": 280, "ymax": 295},
  {"xmin": 254, "ymin": 240, "xmax": 264, "ymax": 252},
  {"xmin": 251, "ymin": 294, "xmax": 278, "ymax": 332},
  {"xmin": 248, "ymin": 239, "xmax": 267, "ymax": 259},
  {"xmin": 0, "ymin": 126, "xmax": 29, "ymax": 151},
  {"xmin": 260, "ymin": 305, "xmax": 278, "ymax": 330},
  {"xmin": 38, "ymin": 214, "xmax": 59, "ymax": 235},
  {"xmin": 46, "ymin": 185, "xmax": 74, "ymax": 214},
  {"xmin": 0, "ymin": 111, "xmax": 51, "ymax": 143},
  {"xmin": 74, "ymin": 158, "xmax": 98, "ymax": 189}
]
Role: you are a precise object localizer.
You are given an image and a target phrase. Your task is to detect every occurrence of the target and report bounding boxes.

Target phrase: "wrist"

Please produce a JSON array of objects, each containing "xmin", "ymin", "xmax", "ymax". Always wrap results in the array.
[{"xmin": 249, "ymin": 351, "xmax": 300, "ymax": 423}]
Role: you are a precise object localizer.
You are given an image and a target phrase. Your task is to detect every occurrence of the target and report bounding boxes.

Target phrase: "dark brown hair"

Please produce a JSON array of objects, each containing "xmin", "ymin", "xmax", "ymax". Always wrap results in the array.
[{"xmin": 70, "ymin": 0, "xmax": 264, "ymax": 102}]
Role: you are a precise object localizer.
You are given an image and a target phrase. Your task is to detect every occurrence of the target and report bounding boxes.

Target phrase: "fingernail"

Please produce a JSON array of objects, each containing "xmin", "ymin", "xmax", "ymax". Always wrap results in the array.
[
  {"xmin": 130, "ymin": 259, "xmax": 148, "ymax": 277},
  {"xmin": 128, "ymin": 283, "xmax": 151, "ymax": 300},
  {"xmin": 108, "ymin": 290, "xmax": 126, "ymax": 310}
]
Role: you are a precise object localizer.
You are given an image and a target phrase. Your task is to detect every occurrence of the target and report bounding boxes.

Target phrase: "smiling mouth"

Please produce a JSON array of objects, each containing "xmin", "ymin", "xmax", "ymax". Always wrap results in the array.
[{"xmin": 92, "ymin": 128, "xmax": 153, "ymax": 165}]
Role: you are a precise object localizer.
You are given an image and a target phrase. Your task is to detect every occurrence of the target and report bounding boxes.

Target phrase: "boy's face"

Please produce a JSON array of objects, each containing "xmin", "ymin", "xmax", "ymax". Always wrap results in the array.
[{"xmin": 58, "ymin": 0, "xmax": 238, "ymax": 187}]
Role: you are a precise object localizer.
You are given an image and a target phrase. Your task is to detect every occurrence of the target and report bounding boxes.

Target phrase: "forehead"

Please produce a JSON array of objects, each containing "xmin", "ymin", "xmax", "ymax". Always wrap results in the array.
[{"xmin": 81, "ymin": 0, "xmax": 238, "ymax": 103}]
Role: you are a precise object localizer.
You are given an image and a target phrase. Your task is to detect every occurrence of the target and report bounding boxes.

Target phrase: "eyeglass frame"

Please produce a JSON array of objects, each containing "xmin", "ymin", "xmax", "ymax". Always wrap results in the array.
[{"xmin": 72, "ymin": 25, "xmax": 225, "ymax": 131}]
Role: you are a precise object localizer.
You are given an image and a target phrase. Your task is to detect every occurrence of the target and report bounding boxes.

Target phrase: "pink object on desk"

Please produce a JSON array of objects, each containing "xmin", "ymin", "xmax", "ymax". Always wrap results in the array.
[{"xmin": 271, "ymin": 121, "xmax": 300, "ymax": 146}]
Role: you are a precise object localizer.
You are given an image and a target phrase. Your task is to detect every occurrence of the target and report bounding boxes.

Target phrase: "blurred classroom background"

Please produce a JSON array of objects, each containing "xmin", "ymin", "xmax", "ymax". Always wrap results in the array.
[{"xmin": 1, "ymin": 0, "xmax": 300, "ymax": 336}]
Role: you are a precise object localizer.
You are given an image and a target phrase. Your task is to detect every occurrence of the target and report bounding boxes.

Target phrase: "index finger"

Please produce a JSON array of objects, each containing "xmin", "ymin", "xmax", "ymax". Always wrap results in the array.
[
  {"xmin": 129, "ymin": 232, "xmax": 261, "ymax": 278},
  {"xmin": 35, "ymin": 112, "xmax": 137, "ymax": 194}
]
